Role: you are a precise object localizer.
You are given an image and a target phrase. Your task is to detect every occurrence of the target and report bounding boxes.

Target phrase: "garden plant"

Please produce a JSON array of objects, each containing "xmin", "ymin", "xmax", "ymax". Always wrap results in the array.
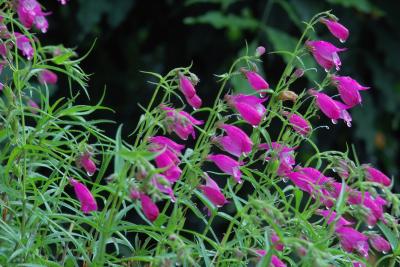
[{"xmin": 0, "ymin": 1, "xmax": 399, "ymax": 266}]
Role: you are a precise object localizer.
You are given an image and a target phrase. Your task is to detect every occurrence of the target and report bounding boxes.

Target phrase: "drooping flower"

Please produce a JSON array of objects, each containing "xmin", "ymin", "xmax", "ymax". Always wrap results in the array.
[
  {"xmin": 179, "ymin": 74, "xmax": 202, "ymax": 109},
  {"xmin": 213, "ymin": 124, "xmax": 253, "ymax": 157},
  {"xmin": 335, "ymin": 227, "xmax": 369, "ymax": 258},
  {"xmin": 38, "ymin": 69, "xmax": 58, "ymax": 85},
  {"xmin": 198, "ymin": 174, "xmax": 228, "ymax": 207},
  {"xmin": 140, "ymin": 194, "xmax": 159, "ymax": 222},
  {"xmin": 162, "ymin": 106, "xmax": 203, "ymax": 140},
  {"xmin": 255, "ymin": 250, "xmax": 287, "ymax": 267},
  {"xmin": 363, "ymin": 165, "xmax": 391, "ymax": 187},
  {"xmin": 79, "ymin": 153, "xmax": 96, "ymax": 176},
  {"xmin": 69, "ymin": 178, "xmax": 98, "ymax": 214},
  {"xmin": 331, "ymin": 75, "xmax": 369, "ymax": 107},
  {"xmin": 151, "ymin": 174, "xmax": 176, "ymax": 202},
  {"xmin": 27, "ymin": 98, "xmax": 39, "ymax": 113},
  {"xmin": 154, "ymin": 150, "xmax": 182, "ymax": 183},
  {"xmin": 149, "ymin": 136, "xmax": 185, "ymax": 154},
  {"xmin": 369, "ymin": 234, "xmax": 391, "ymax": 254},
  {"xmin": 34, "ymin": 15, "xmax": 49, "ymax": 33},
  {"xmin": 321, "ymin": 18, "xmax": 349, "ymax": 42},
  {"xmin": 185, "ymin": 93, "xmax": 202, "ymax": 109},
  {"xmin": 225, "ymin": 94, "xmax": 267, "ymax": 126},
  {"xmin": 260, "ymin": 143, "xmax": 296, "ymax": 176},
  {"xmin": 282, "ymin": 111, "xmax": 311, "ymax": 136},
  {"xmin": 309, "ymin": 90, "xmax": 352, "ymax": 127},
  {"xmin": 306, "ymin": 40, "xmax": 346, "ymax": 71},
  {"xmin": 207, "ymin": 154, "xmax": 242, "ymax": 183},
  {"xmin": 14, "ymin": 33, "xmax": 34, "ymax": 60},
  {"xmin": 271, "ymin": 232, "xmax": 284, "ymax": 251},
  {"xmin": 241, "ymin": 69, "xmax": 269, "ymax": 96},
  {"xmin": 348, "ymin": 191, "xmax": 386, "ymax": 226},
  {"xmin": 17, "ymin": 0, "xmax": 42, "ymax": 29},
  {"xmin": 316, "ymin": 209, "xmax": 353, "ymax": 228}
]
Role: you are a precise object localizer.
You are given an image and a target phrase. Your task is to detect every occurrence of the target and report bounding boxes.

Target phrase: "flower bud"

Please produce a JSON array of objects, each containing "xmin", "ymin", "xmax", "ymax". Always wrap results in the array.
[
  {"xmin": 278, "ymin": 90, "xmax": 298, "ymax": 102},
  {"xmin": 255, "ymin": 46, "xmax": 266, "ymax": 57}
]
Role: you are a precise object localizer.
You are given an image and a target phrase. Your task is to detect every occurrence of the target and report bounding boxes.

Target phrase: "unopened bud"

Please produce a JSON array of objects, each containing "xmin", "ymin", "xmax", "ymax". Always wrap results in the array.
[
  {"xmin": 293, "ymin": 68, "xmax": 304, "ymax": 78},
  {"xmin": 255, "ymin": 46, "xmax": 266, "ymax": 57},
  {"xmin": 278, "ymin": 90, "xmax": 298, "ymax": 102}
]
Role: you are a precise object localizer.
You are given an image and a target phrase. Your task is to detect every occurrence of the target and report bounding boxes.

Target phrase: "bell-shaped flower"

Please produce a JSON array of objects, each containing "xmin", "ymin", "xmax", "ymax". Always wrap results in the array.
[
  {"xmin": 79, "ymin": 153, "xmax": 96, "ymax": 176},
  {"xmin": 198, "ymin": 174, "xmax": 228, "ymax": 207},
  {"xmin": 214, "ymin": 124, "xmax": 253, "ymax": 157},
  {"xmin": 332, "ymin": 75, "xmax": 369, "ymax": 107},
  {"xmin": 17, "ymin": 0, "xmax": 42, "ymax": 29},
  {"xmin": 241, "ymin": 69, "xmax": 269, "ymax": 96},
  {"xmin": 151, "ymin": 174, "xmax": 176, "ymax": 202},
  {"xmin": 369, "ymin": 234, "xmax": 391, "ymax": 254},
  {"xmin": 69, "ymin": 178, "xmax": 98, "ymax": 214},
  {"xmin": 185, "ymin": 93, "xmax": 202, "ymax": 109},
  {"xmin": 149, "ymin": 136, "xmax": 185, "ymax": 155},
  {"xmin": 309, "ymin": 90, "xmax": 352, "ymax": 127},
  {"xmin": 260, "ymin": 142, "xmax": 295, "ymax": 176},
  {"xmin": 14, "ymin": 33, "xmax": 34, "ymax": 60},
  {"xmin": 363, "ymin": 165, "xmax": 391, "ymax": 187},
  {"xmin": 225, "ymin": 94, "xmax": 267, "ymax": 126},
  {"xmin": 162, "ymin": 106, "xmax": 203, "ymax": 140},
  {"xmin": 207, "ymin": 154, "xmax": 242, "ymax": 183},
  {"xmin": 321, "ymin": 18, "xmax": 349, "ymax": 42},
  {"xmin": 154, "ymin": 150, "xmax": 182, "ymax": 183},
  {"xmin": 140, "ymin": 194, "xmax": 159, "ymax": 222},
  {"xmin": 255, "ymin": 250, "xmax": 286, "ymax": 267},
  {"xmin": 179, "ymin": 74, "xmax": 202, "ymax": 109},
  {"xmin": 335, "ymin": 227, "xmax": 369, "ymax": 258},
  {"xmin": 282, "ymin": 111, "xmax": 311, "ymax": 136},
  {"xmin": 306, "ymin": 40, "xmax": 346, "ymax": 71},
  {"xmin": 317, "ymin": 209, "xmax": 353, "ymax": 229},
  {"xmin": 38, "ymin": 69, "xmax": 58, "ymax": 85}
]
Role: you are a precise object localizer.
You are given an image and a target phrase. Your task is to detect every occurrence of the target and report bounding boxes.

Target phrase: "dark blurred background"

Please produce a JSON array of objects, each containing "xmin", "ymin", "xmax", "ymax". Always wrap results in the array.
[{"xmin": 44, "ymin": 0, "xmax": 399, "ymax": 189}]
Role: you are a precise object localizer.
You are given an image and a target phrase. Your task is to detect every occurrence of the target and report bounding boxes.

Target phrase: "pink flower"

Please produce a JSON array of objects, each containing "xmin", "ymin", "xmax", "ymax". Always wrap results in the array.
[
  {"xmin": 140, "ymin": 194, "xmax": 159, "ymax": 222},
  {"xmin": 14, "ymin": 33, "xmax": 34, "ymax": 60},
  {"xmin": 241, "ymin": 69, "xmax": 269, "ymax": 96},
  {"xmin": 214, "ymin": 124, "xmax": 253, "ymax": 157},
  {"xmin": 27, "ymin": 99, "xmax": 39, "ymax": 113},
  {"xmin": 225, "ymin": 94, "xmax": 267, "ymax": 126},
  {"xmin": 271, "ymin": 232, "xmax": 284, "ymax": 251},
  {"xmin": 34, "ymin": 15, "xmax": 49, "ymax": 33},
  {"xmin": 369, "ymin": 234, "xmax": 391, "ymax": 253},
  {"xmin": 151, "ymin": 175, "xmax": 176, "ymax": 202},
  {"xmin": 185, "ymin": 94, "xmax": 202, "ymax": 109},
  {"xmin": 162, "ymin": 106, "xmax": 203, "ymax": 140},
  {"xmin": 149, "ymin": 136, "xmax": 184, "ymax": 154},
  {"xmin": 255, "ymin": 46, "xmax": 266, "ymax": 57},
  {"xmin": 79, "ymin": 153, "xmax": 96, "ymax": 176},
  {"xmin": 363, "ymin": 165, "xmax": 391, "ymax": 187},
  {"xmin": 316, "ymin": 209, "xmax": 353, "ymax": 228},
  {"xmin": 179, "ymin": 74, "xmax": 196, "ymax": 98},
  {"xmin": 260, "ymin": 143, "xmax": 295, "ymax": 176},
  {"xmin": 69, "ymin": 178, "xmax": 98, "ymax": 214},
  {"xmin": 17, "ymin": 0, "xmax": 42, "ymax": 29},
  {"xmin": 306, "ymin": 40, "xmax": 346, "ymax": 71},
  {"xmin": 335, "ymin": 227, "xmax": 369, "ymax": 258},
  {"xmin": 198, "ymin": 174, "xmax": 228, "ymax": 207},
  {"xmin": 38, "ymin": 69, "xmax": 58, "ymax": 85},
  {"xmin": 58, "ymin": 0, "xmax": 68, "ymax": 4},
  {"xmin": 130, "ymin": 188, "xmax": 141, "ymax": 199},
  {"xmin": 309, "ymin": 90, "xmax": 352, "ymax": 127},
  {"xmin": 321, "ymin": 18, "xmax": 349, "ymax": 42},
  {"xmin": 332, "ymin": 75, "xmax": 369, "ymax": 107},
  {"xmin": 348, "ymin": 191, "xmax": 386, "ymax": 226},
  {"xmin": 207, "ymin": 154, "xmax": 242, "ymax": 183},
  {"xmin": 255, "ymin": 250, "xmax": 286, "ymax": 267},
  {"xmin": 353, "ymin": 261, "xmax": 366, "ymax": 267},
  {"xmin": 154, "ymin": 151, "xmax": 182, "ymax": 183},
  {"xmin": 282, "ymin": 111, "xmax": 311, "ymax": 136}
]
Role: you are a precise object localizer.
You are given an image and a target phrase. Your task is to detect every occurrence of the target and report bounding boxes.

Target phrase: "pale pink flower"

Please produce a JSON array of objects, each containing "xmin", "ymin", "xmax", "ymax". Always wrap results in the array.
[
  {"xmin": 69, "ymin": 178, "xmax": 98, "ymax": 214},
  {"xmin": 198, "ymin": 174, "xmax": 228, "ymax": 207},
  {"xmin": 321, "ymin": 18, "xmax": 349, "ymax": 42},
  {"xmin": 140, "ymin": 194, "xmax": 159, "ymax": 222},
  {"xmin": 306, "ymin": 40, "xmax": 346, "ymax": 71},
  {"xmin": 255, "ymin": 46, "xmax": 266, "ymax": 57},
  {"xmin": 207, "ymin": 154, "xmax": 242, "ymax": 183}
]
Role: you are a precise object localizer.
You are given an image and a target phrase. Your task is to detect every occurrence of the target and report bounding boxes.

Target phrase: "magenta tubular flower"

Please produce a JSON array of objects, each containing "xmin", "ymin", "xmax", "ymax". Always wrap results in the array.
[
  {"xmin": 363, "ymin": 165, "xmax": 391, "ymax": 186},
  {"xmin": 185, "ymin": 94, "xmax": 202, "ymax": 109},
  {"xmin": 321, "ymin": 18, "xmax": 349, "ymax": 42},
  {"xmin": 369, "ymin": 234, "xmax": 391, "ymax": 253},
  {"xmin": 225, "ymin": 94, "xmax": 267, "ymax": 126},
  {"xmin": 261, "ymin": 142, "xmax": 296, "ymax": 176},
  {"xmin": 140, "ymin": 194, "xmax": 159, "ymax": 222},
  {"xmin": 332, "ymin": 75, "xmax": 369, "ymax": 107},
  {"xmin": 130, "ymin": 188, "xmax": 141, "ymax": 200},
  {"xmin": 316, "ymin": 209, "xmax": 353, "ymax": 228},
  {"xmin": 348, "ymin": 191, "xmax": 386, "ymax": 226},
  {"xmin": 282, "ymin": 111, "xmax": 311, "ymax": 136},
  {"xmin": 335, "ymin": 227, "xmax": 369, "ymax": 258},
  {"xmin": 216, "ymin": 124, "xmax": 253, "ymax": 157},
  {"xmin": 69, "ymin": 178, "xmax": 98, "ymax": 214},
  {"xmin": 242, "ymin": 69, "xmax": 270, "ymax": 96},
  {"xmin": 309, "ymin": 90, "xmax": 352, "ymax": 127},
  {"xmin": 162, "ymin": 106, "xmax": 203, "ymax": 140},
  {"xmin": 149, "ymin": 136, "xmax": 185, "ymax": 154},
  {"xmin": 255, "ymin": 251, "xmax": 286, "ymax": 267},
  {"xmin": 17, "ymin": 0, "xmax": 42, "ymax": 29},
  {"xmin": 179, "ymin": 74, "xmax": 196, "ymax": 98},
  {"xmin": 207, "ymin": 154, "xmax": 242, "ymax": 183},
  {"xmin": 155, "ymin": 151, "xmax": 182, "ymax": 183},
  {"xmin": 286, "ymin": 172, "xmax": 314, "ymax": 193},
  {"xmin": 353, "ymin": 262, "xmax": 366, "ymax": 267},
  {"xmin": 271, "ymin": 232, "xmax": 284, "ymax": 251},
  {"xmin": 151, "ymin": 175, "xmax": 176, "ymax": 202},
  {"xmin": 34, "ymin": 15, "xmax": 49, "ymax": 33},
  {"xmin": 306, "ymin": 40, "xmax": 346, "ymax": 71},
  {"xmin": 38, "ymin": 69, "xmax": 58, "ymax": 85},
  {"xmin": 198, "ymin": 174, "xmax": 228, "ymax": 207},
  {"xmin": 14, "ymin": 33, "xmax": 34, "ymax": 60},
  {"xmin": 79, "ymin": 154, "xmax": 96, "ymax": 176}
]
